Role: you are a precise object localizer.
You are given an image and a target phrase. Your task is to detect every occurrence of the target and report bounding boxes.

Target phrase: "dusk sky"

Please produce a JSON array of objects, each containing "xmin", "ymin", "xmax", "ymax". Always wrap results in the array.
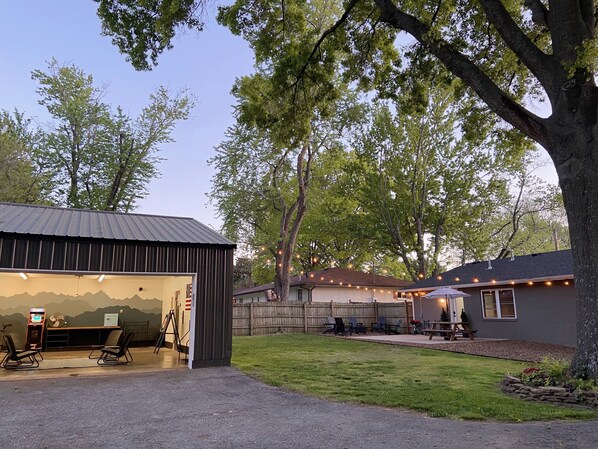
[
  {"xmin": 0, "ymin": 2, "xmax": 558, "ymax": 231},
  {"xmin": 0, "ymin": 1, "xmax": 253, "ymax": 229}
]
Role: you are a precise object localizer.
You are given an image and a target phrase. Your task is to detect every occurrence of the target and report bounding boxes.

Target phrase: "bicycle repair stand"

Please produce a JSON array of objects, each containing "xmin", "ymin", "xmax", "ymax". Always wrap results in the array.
[{"xmin": 154, "ymin": 309, "xmax": 182, "ymax": 354}]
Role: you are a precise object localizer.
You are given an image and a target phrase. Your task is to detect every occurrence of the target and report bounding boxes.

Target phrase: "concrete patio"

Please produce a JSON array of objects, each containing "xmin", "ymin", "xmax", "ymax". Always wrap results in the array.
[{"xmin": 348, "ymin": 333, "xmax": 507, "ymax": 345}]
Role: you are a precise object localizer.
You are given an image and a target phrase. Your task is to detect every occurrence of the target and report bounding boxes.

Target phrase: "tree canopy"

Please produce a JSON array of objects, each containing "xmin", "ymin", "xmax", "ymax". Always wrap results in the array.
[{"xmin": 31, "ymin": 60, "xmax": 193, "ymax": 211}]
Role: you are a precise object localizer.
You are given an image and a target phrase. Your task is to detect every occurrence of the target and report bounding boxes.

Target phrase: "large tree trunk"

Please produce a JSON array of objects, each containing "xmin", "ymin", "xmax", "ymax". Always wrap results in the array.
[{"xmin": 555, "ymin": 134, "xmax": 598, "ymax": 379}]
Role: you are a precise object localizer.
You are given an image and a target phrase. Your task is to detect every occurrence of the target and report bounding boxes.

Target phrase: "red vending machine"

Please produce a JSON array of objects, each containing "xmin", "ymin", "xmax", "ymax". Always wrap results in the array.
[{"xmin": 26, "ymin": 307, "xmax": 46, "ymax": 349}]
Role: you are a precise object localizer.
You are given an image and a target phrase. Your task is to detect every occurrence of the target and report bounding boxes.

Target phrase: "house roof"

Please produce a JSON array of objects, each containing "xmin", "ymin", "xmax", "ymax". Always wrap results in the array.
[
  {"xmin": 0, "ymin": 202, "xmax": 235, "ymax": 246},
  {"xmin": 401, "ymin": 249, "xmax": 573, "ymax": 292},
  {"xmin": 234, "ymin": 267, "xmax": 412, "ymax": 296}
]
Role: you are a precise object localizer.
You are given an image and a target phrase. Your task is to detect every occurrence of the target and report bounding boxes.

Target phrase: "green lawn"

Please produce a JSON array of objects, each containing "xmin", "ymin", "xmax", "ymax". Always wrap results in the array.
[{"xmin": 232, "ymin": 334, "xmax": 598, "ymax": 421}]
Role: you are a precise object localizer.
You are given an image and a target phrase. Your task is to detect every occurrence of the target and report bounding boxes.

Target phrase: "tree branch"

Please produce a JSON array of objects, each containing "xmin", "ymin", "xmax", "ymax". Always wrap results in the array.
[
  {"xmin": 373, "ymin": 0, "xmax": 550, "ymax": 148},
  {"xmin": 479, "ymin": 0, "xmax": 555, "ymax": 91},
  {"xmin": 292, "ymin": 0, "xmax": 361, "ymax": 87}
]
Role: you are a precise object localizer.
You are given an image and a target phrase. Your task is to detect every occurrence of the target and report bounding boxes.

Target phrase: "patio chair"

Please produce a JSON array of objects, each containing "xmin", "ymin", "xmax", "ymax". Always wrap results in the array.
[
  {"xmin": 386, "ymin": 318, "xmax": 403, "ymax": 335},
  {"xmin": 88, "ymin": 329, "xmax": 123, "ymax": 359},
  {"xmin": 371, "ymin": 316, "xmax": 386, "ymax": 333},
  {"xmin": 322, "ymin": 316, "xmax": 336, "ymax": 334},
  {"xmin": 1, "ymin": 334, "xmax": 40, "ymax": 369},
  {"xmin": 334, "ymin": 317, "xmax": 348, "ymax": 336},
  {"xmin": 348, "ymin": 317, "xmax": 367, "ymax": 335},
  {"xmin": 97, "ymin": 332, "xmax": 134, "ymax": 366},
  {"xmin": 9, "ymin": 332, "xmax": 44, "ymax": 361}
]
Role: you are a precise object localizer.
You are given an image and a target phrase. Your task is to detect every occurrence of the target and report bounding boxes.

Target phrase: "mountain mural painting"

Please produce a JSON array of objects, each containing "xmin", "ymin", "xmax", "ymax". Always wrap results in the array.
[{"xmin": 0, "ymin": 291, "xmax": 162, "ymax": 345}]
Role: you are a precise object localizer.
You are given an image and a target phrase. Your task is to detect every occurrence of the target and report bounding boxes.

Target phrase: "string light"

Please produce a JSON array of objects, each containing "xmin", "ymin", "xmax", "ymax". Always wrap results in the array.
[
  {"xmin": 437, "ymin": 275, "xmax": 442, "ymax": 280},
  {"xmin": 527, "ymin": 281, "xmax": 534, "ymax": 285},
  {"xmin": 348, "ymin": 264, "xmax": 353, "ymax": 269},
  {"xmin": 564, "ymin": 281, "xmax": 570, "ymax": 286},
  {"xmin": 454, "ymin": 277, "xmax": 460, "ymax": 282},
  {"xmin": 546, "ymin": 281, "xmax": 552, "ymax": 286},
  {"xmin": 473, "ymin": 278, "xmax": 479, "ymax": 283},
  {"xmin": 418, "ymin": 273, "xmax": 424, "ymax": 279}
]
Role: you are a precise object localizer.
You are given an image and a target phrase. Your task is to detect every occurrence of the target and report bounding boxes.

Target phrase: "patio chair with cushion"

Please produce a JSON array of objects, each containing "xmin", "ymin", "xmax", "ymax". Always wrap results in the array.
[
  {"xmin": 88, "ymin": 329, "xmax": 123, "ymax": 359},
  {"xmin": 97, "ymin": 332, "xmax": 134, "ymax": 365},
  {"xmin": 1, "ymin": 334, "xmax": 40, "ymax": 369},
  {"xmin": 371, "ymin": 316, "xmax": 386, "ymax": 333},
  {"xmin": 386, "ymin": 318, "xmax": 403, "ymax": 335},
  {"xmin": 348, "ymin": 317, "xmax": 367, "ymax": 335}
]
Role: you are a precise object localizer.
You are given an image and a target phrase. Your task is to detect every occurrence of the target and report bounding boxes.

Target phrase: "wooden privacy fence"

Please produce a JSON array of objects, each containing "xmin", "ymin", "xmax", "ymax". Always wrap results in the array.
[{"xmin": 233, "ymin": 301, "xmax": 409, "ymax": 336}]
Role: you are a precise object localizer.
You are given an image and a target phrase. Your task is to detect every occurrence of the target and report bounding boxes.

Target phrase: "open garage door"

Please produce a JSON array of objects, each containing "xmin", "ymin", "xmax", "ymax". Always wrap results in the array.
[{"xmin": 0, "ymin": 271, "xmax": 195, "ymax": 376}]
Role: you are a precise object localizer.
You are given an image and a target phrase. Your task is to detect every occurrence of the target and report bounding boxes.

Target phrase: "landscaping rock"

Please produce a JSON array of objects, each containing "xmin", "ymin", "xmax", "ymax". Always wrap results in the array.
[{"xmin": 502, "ymin": 375, "xmax": 598, "ymax": 409}]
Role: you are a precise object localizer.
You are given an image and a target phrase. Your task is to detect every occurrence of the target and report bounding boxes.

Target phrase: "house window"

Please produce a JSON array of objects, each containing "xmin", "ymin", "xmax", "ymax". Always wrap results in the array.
[
  {"xmin": 481, "ymin": 289, "xmax": 516, "ymax": 319},
  {"xmin": 297, "ymin": 289, "xmax": 303, "ymax": 302}
]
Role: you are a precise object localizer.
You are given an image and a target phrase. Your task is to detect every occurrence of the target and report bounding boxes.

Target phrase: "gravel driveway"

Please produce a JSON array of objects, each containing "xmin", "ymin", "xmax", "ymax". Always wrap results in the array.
[{"xmin": 2, "ymin": 367, "xmax": 596, "ymax": 449}]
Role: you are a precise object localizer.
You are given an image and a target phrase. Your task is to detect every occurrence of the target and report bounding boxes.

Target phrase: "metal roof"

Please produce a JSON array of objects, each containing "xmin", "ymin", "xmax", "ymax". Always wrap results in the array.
[
  {"xmin": 0, "ymin": 203, "xmax": 235, "ymax": 246},
  {"xmin": 234, "ymin": 267, "xmax": 412, "ymax": 296},
  {"xmin": 401, "ymin": 250, "xmax": 573, "ymax": 292}
]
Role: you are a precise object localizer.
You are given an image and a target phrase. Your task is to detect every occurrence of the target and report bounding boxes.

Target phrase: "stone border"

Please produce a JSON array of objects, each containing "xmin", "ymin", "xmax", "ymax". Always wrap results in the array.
[{"xmin": 502, "ymin": 375, "xmax": 598, "ymax": 408}]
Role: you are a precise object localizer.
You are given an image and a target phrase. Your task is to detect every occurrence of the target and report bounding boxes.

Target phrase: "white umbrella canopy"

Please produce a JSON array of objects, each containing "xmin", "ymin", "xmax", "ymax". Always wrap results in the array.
[
  {"xmin": 423, "ymin": 287, "xmax": 470, "ymax": 322},
  {"xmin": 424, "ymin": 287, "xmax": 470, "ymax": 299}
]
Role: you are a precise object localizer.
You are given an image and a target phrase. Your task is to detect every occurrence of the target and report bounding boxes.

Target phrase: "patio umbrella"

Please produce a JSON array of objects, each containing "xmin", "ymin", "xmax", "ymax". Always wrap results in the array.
[
  {"xmin": 423, "ymin": 287, "xmax": 470, "ymax": 300},
  {"xmin": 423, "ymin": 287, "xmax": 470, "ymax": 321}
]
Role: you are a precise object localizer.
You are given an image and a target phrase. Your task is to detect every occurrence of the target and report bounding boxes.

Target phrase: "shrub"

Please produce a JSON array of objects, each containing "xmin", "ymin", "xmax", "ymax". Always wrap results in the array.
[{"xmin": 519, "ymin": 360, "xmax": 598, "ymax": 391}]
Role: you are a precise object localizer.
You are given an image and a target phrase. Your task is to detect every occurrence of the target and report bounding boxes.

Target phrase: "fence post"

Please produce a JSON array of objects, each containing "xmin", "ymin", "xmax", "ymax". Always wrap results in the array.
[
  {"xmin": 330, "ymin": 300, "xmax": 334, "ymax": 318},
  {"xmin": 249, "ymin": 302, "xmax": 254, "ymax": 336},
  {"xmin": 374, "ymin": 301, "xmax": 379, "ymax": 322},
  {"xmin": 303, "ymin": 303, "xmax": 308, "ymax": 333}
]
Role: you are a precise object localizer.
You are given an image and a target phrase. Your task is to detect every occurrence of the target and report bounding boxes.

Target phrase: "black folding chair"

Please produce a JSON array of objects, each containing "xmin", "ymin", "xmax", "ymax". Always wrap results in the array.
[
  {"xmin": 1, "ymin": 334, "xmax": 39, "ymax": 369},
  {"xmin": 97, "ymin": 332, "xmax": 134, "ymax": 365}
]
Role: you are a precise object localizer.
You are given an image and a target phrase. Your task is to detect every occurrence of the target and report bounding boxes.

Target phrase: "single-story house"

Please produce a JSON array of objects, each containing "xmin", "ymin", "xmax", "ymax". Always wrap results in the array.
[
  {"xmin": 0, "ymin": 202, "xmax": 235, "ymax": 368},
  {"xmin": 399, "ymin": 249, "xmax": 575, "ymax": 346},
  {"xmin": 234, "ymin": 267, "xmax": 412, "ymax": 304}
]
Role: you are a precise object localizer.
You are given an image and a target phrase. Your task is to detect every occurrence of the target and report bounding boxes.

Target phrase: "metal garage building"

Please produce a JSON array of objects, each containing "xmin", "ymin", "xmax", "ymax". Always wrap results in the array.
[{"xmin": 0, "ymin": 202, "xmax": 235, "ymax": 368}]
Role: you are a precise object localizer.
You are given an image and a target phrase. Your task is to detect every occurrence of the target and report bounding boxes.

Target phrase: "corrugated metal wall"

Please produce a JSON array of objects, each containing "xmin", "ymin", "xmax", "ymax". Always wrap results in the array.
[{"xmin": 0, "ymin": 234, "xmax": 234, "ymax": 368}]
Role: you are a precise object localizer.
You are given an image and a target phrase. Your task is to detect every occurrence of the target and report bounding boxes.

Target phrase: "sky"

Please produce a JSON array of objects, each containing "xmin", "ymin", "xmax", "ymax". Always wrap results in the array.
[
  {"xmin": 0, "ymin": 1, "xmax": 253, "ymax": 229},
  {"xmin": 0, "ymin": 2, "xmax": 559, "ymax": 233}
]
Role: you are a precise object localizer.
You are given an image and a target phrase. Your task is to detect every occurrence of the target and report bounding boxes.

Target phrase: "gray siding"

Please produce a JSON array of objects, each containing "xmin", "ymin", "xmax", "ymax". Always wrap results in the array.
[
  {"xmin": 412, "ymin": 284, "xmax": 576, "ymax": 346},
  {"xmin": 461, "ymin": 284, "xmax": 576, "ymax": 347},
  {"xmin": 0, "ymin": 234, "xmax": 234, "ymax": 367}
]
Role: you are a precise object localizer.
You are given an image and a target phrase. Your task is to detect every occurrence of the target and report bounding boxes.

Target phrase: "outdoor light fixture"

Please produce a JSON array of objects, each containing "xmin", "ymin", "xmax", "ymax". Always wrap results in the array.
[
  {"xmin": 19, "ymin": 272, "xmax": 28, "ymax": 280},
  {"xmin": 98, "ymin": 274, "xmax": 106, "ymax": 282}
]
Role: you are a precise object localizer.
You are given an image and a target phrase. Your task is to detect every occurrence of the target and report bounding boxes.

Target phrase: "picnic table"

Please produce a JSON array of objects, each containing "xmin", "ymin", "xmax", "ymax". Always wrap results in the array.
[{"xmin": 422, "ymin": 321, "xmax": 475, "ymax": 341}]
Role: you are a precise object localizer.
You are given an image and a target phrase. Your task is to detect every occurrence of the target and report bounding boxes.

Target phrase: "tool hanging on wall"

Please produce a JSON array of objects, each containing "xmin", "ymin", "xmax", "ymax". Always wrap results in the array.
[{"xmin": 154, "ymin": 309, "xmax": 182, "ymax": 354}]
